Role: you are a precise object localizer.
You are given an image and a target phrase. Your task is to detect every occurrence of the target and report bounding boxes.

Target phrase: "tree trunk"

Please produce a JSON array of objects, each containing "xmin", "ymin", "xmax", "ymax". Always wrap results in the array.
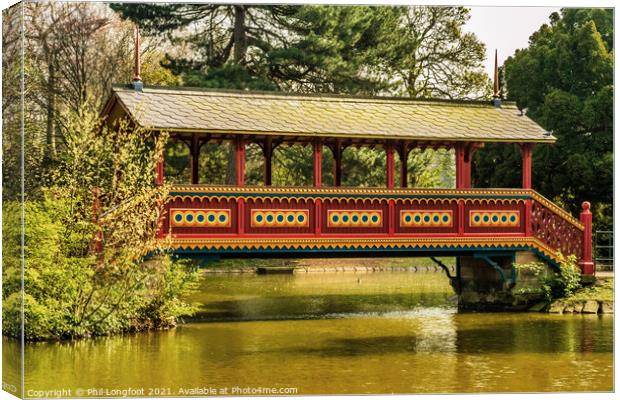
[{"xmin": 233, "ymin": 5, "xmax": 247, "ymax": 64}]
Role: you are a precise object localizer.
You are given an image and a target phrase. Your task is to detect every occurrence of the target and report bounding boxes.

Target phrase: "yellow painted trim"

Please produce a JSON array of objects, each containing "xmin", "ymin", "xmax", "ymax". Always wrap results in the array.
[{"xmin": 166, "ymin": 236, "xmax": 567, "ymax": 263}]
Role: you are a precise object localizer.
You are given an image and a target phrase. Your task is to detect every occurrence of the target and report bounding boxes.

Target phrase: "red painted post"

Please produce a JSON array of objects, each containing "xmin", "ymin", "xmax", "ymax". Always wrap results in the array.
[
  {"xmin": 237, "ymin": 198, "xmax": 245, "ymax": 236},
  {"xmin": 580, "ymin": 201, "xmax": 594, "ymax": 275},
  {"xmin": 458, "ymin": 200, "xmax": 465, "ymax": 235},
  {"xmin": 524, "ymin": 199, "xmax": 533, "ymax": 237},
  {"xmin": 521, "ymin": 143, "xmax": 533, "ymax": 189},
  {"xmin": 388, "ymin": 200, "xmax": 395, "ymax": 235},
  {"xmin": 313, "ymin": 141, "xmax": 322, "ymax": 187},
  {"xmin": 235, "ymin": 137, "xmax": 245, "ymax": 186},
  {"xmin": 386, "ymin": 142, "xmax": 395, "ymax": 189},
  {"xmin": 399, "ymin": 142, "xmax": 408, "ymax": 188},
  {"xmin": 315, "ymin": 199, "xmax": 322, "ymax": 235}
]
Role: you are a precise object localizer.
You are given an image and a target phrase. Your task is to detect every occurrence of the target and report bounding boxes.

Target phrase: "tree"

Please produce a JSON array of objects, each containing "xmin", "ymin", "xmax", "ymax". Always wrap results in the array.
[
  {"xmin": 473, "ymin": 9, "xmax": 613, "ymax": 229},
  {"xmin": 373, "ymin": 6, "xmax": 489, "ymax": 99}
]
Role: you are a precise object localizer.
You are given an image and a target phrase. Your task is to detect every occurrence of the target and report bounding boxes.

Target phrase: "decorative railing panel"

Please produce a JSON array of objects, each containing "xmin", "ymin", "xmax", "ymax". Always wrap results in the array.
[
  {"xmin": 531, "ymin": 199, "xmax": 583, "ymax": 260},
  {"xmin": 162, "ymin": 185, "xmax": 589, "ymax": 270}
]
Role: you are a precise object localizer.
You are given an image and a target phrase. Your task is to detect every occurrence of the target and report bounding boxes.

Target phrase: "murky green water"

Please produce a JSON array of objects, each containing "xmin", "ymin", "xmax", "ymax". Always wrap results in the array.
[{"xmin": 3, "ymin": 271, "xmax": 613, "ymax": 396}]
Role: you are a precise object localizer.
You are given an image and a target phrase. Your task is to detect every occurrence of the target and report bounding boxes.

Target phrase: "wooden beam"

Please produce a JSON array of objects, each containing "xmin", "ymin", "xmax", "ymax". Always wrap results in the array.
[{"xmin": 386, "ymin": 141, "xmax": 395, "ymax": 189}]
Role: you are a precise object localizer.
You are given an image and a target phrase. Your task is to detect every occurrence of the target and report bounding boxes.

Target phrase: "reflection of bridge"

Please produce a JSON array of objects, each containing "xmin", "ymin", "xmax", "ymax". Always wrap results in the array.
[{"xmin": 102, "ymin": 61, "xmax": 594, "ymax": 307}]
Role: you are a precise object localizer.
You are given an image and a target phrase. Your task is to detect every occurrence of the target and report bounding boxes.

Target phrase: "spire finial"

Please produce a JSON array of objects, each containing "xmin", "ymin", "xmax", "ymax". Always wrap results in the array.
[
  {"xmin": 132, "ymin": 24, "xmax": 143, "ymax": 92},
  {"xmin": 492, "ymin": 49, "xmax": 501, "ymax": 107}
]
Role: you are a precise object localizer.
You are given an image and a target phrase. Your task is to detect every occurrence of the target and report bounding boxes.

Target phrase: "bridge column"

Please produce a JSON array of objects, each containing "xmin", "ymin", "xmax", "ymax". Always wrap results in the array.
[
  {"xmin": 235, "ymin": 137, "xmax": 245, "ymax": 186},
  {"xmin": 313, "ymin": 141, "xmax": 322, "ymax": 187},
  {"xmin": 580, "ymin": 201, "xmax": 594, "ymax": 275},
  {"xmin": 520, "ymin": 143, "xmax": 533, "ymax": 189},
  {"xmin": 386, "ymin": 142, "xmax": 395, "ymax": 189}
]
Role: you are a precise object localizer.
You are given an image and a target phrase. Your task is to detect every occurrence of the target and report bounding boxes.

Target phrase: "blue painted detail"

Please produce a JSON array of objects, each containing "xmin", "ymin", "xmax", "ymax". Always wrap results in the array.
[
  {"xmin": 287, "ymin": 215, "xmax": 295, "ymax": 222},
  {"xmin": 423, "ymin": 215, "xmax": 430, "ymax": 222},
  {"xmin": 405, "ymin": 215, "xmax": 412, "ymax": 222},
  {"xmin": 256, "ymin": 214, "xmax": 263, "ymax": 222},
  {"xmin": 219, "ymin": 214, "xmax": 227, "ymax": 222},
  {"xmin": 433, "ymin": 215, "xmax": 440, "ymax": 223},
  {"xmin": 371, "ymin": 215, "xmax": 379, "ymax": 223},
  {"xmin": 197, "ymin": 214, "xmax": 205, "ymax": 223},
  {"xmin": 277, "ymin": 214, "xmax": 284, "ymax": 222},
  {"xmin": 208, "ymin": 214, "xmax": 215, "ymax": 222},
  {"xmin": 414, "ymin": 215, "xmax": 421, "ymax": 222},
  {"xmin": 297, "ymin": 214, "xmax": 305, "ymax": 223},
  {"xmin": 442, "ymin": 215, "xmax": 449, "ymax": 222},
  {"xmin": 186, "ymin": 214, "xmax": 194, "ymax": 222},
  {"xmin": 352, "ymin": 215, "xmax": 359, "ymax": 223},
  {"xmin": 266, "ymin": 215, "xmax": 274, "ymax": 222},
  {"xmin": 342, "ymin": 215, "xmax": 349, "ymax": 223},
  {"xmin": 362, "ymin": 215, "xmax": 369, "ymax": 222},
  {"xmin": 174, "ymin": 214, "xmax": 183, "ymax": 222}
]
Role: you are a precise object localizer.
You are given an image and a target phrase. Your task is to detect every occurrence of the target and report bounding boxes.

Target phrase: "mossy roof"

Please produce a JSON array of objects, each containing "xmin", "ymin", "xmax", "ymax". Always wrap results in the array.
[{"xmin": 107, "ymin": 85, "xmax": 554, "ymax": 143}]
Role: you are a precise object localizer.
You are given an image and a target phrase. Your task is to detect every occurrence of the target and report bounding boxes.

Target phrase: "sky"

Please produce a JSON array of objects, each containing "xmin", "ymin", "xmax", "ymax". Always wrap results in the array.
[{"xmin": 465, "ymin": 6, "xmax": 560, "ymax": 77}]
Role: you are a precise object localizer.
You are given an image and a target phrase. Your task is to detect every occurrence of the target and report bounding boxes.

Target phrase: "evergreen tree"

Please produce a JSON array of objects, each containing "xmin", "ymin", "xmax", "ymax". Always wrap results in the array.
[{"xmin": 473, "ymin": 9, "xmax": 613, "ymax": 229}]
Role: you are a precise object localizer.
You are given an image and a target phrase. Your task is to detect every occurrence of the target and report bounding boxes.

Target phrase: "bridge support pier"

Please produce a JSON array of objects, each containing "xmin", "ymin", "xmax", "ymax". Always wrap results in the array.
[{"xmin": 456, "ymin": 251, "xmax": 552, "ymax": 311}]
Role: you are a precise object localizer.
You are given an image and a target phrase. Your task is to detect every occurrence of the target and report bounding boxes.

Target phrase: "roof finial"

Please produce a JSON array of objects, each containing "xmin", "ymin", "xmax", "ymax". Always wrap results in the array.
[
  {"xmin": 132, "ymin": 24, "xmax": 143, "ymax": 92},
  {"xmin": 492, "ymin": 49, "xmax": 500, "ymax": 108}
]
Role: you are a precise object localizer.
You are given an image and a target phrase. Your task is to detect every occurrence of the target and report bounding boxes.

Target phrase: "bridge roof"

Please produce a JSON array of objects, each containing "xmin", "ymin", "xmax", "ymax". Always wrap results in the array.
[{"xmin": 105, "ymin": 85, "xmax": 555, "ymax": 143}]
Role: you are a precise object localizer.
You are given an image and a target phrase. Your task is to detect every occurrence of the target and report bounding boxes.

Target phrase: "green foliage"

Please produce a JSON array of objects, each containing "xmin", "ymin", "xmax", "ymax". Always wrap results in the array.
[
  {"xmin": 474, "ymin": 9, "xmax": 613, "ymax": 229},
  {"xmin": 514, "ymin": 254, "xmax": 581, "ymax": 302},
  {"xmin": 2, "ymin": 111, "xmax": 199, "ymax": 341}
]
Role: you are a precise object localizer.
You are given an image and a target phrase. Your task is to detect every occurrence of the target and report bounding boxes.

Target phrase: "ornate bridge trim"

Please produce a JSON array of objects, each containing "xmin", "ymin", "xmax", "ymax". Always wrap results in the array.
[{"xmin": 161, "ymin": 185, "xmax": 591, "ymax": 273}]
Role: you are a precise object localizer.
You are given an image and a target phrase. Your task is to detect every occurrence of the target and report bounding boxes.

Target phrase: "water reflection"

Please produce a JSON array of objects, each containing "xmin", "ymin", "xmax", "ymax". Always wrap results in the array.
[{"xmin": 2, "ymin": 271, "xmax": 613, "ymax": 395}]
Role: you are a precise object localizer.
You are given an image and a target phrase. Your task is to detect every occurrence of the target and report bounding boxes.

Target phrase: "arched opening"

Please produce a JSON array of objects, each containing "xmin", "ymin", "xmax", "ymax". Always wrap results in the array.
[
  {"xmin": 245, "ymin": 142, "xmax": 265, "ymax": 186},
  {"xmin": 197, "ymin": 142, "xmax": 229, "ymax": 184},
  {"xmin": 341, "ymin": 146, "xmax": 386, "ymax": 187},
  {"xmin": 164, "ymin": 140, "xmax": 190, "ymax": 184},
  {"xmin": 472, "ymin": 143, "xmax": 521, "ymax": 188},
  {"xmin": 403, "ymin": 147, "xmax": 455, "ymax": 189},
  {"xmin": 272, "ymin": 143, "xmax": 313, "ymax": 186}
]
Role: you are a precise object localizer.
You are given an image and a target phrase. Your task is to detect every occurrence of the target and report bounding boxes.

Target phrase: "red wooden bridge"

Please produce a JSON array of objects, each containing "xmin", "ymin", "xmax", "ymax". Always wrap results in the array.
[{"xmin": 102, "ymin": 82, "xmax": 594, "ymax": 281}]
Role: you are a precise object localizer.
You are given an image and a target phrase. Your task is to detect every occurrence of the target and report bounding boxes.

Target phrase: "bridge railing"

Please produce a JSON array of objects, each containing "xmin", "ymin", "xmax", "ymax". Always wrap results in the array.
[{"xmin": 162, "ymin": 185, "xmax": 593, "ymax": 274}]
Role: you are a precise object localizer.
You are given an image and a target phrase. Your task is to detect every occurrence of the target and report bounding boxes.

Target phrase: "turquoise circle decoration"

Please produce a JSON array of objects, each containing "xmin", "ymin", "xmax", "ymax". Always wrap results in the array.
[
  {"xmin": 208, "ymin": 214, "xmax": 216, "ymax": 222},
  {"xmin": 186, "ymin": 214, "xmax": 194, "ymax": 222},
  {"xmin": 174, "ymin": 214, "xmax": 183, "ymax": 222},
  {"xmin": 266, "ymin": 214, "xmax": 274, "ymax": 222},
  {"xmin": 423, "ymin": 215, "xmax": 430, "ymax": 223},
  {"xmin": 342, "ymin": 215, "xmax": 349, "ymax": 223},
  {"xmin": 277, "ymin": 214, "xmax": 284, "ymax": 222},
  {"xmin": 197, "ymin": 214, "xmax": 205, "ymax": 223},
  {"xmin": 362, "ymin": 215, "xmax": 369, "ymax": 222},
  {"xmin": 219, "ymin": 214, "xmax": 227, "ymax": 222},
  {"xmin": 256, "ymin": 214, "xmax": 263, "ymax": 222},
  {"xmin": 492, "ymin": 215, "xmax": 498, "ymax": 222},
  {"xmin": 474, "ymin": 215, "xmax": 480, "ymax": 222},
  {"xmin": 331, "ymin": 214, "xmax": 339, "ymax": 223},
  {"xmin": 287, "ymin": 214, "xmax": 295, "ymax": 222},
  {"xmin": 501, "ymin": 215, "xmax": 507, "ymax": 222},
  {"xmin": 483, "ymin": 215, "xmax": 490, "ymax": 222},
  {"xmin": 510, "ymin": 215, "xmax": 517, "ymax": 222},
  {"xmin": 371, "ymin": 215, "xmax": 379, "ymax": 223},
  {"xmin": 414, "ymin": 215, "xmax": 421, "ymax": 223},
  {"xmin": 442, "ymin": 215, "xmax": 449, "ymax": 223},
  {"xmin": 433, "ymin": 215, "xmax": 440, "ymax": 223},
  {"xmin": 297, "ymin": 214, "xmax": 305, "ymax": 223},
  {"xmin": 405, "ymin": 215, "xmax": 412, "ymax": 223}
]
